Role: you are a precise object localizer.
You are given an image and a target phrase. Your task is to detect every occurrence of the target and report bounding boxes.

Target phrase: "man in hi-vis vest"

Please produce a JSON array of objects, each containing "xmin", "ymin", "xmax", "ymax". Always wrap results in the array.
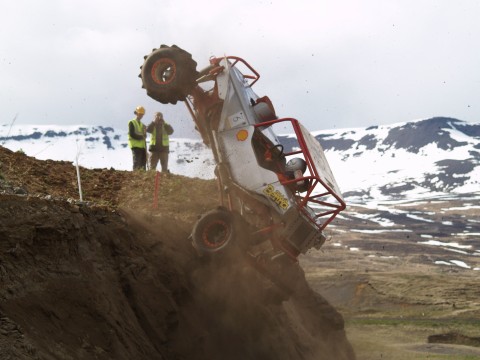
[
  {"xmin": 128, "ymin": 106, "xmax": 147, "ymax": 170},
  {"xmin": 146, "ymin": 112, "xmax": 174, "ymax": 173}
]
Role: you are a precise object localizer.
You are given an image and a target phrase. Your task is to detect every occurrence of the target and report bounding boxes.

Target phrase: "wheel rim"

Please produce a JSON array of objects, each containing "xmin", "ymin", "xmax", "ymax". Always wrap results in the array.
[
  {"xmin": 202, "ymin": 220, "xmax": 230, "ymax": 249},
  {"xmin": 151, "ymin": 58, "xmax": 176, "ymax": 85}
]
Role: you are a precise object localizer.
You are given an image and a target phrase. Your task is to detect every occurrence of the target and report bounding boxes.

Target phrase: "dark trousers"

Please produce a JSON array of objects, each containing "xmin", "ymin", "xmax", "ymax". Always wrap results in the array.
[
  {"xmin": 150, "ymin": 151, "xmax": 169, "ymax": 172},
  {"xmin": 131, "ymin": 147, "xmax": 146, "ymax": 170}
]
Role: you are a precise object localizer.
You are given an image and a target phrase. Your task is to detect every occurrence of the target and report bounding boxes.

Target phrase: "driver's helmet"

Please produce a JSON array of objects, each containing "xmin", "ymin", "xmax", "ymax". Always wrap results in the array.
[
  {"xmin": 285, "ymin": 158, "xmax": 307, "ymax": 174},
  {"xmin": 285, "ymin": 157, "xmax": 309, "ymax": 192}
]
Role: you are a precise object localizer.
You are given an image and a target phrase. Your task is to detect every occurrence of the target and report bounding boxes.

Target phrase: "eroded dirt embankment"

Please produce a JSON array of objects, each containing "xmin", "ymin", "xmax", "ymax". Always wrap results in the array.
[
  {"xmin": 0, "ymin": 195, "xmax": 355, "ymax": 360},
  {"xmin": 0, "ymin": 147, "xmax": 355, "ymax": 359}
]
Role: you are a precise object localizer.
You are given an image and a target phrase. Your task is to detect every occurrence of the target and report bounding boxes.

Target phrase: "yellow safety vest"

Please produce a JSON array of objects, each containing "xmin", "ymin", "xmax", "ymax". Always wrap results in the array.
[
  {"xmin": 151, "ymin": 124, "xmax": 170, "ymax": 147},
  {"xmin": 128, "ymin": 119, "xmax": 146, "ymax": 149}
]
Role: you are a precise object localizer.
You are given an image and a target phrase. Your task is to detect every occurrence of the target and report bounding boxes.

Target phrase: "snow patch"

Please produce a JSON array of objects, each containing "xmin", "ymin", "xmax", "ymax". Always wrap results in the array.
[
  {"xmin": 450, "ymin": 260, "xmax": 470, "ymax": 269},
  {"xmin": 406, "ymin": 214, "xmax": 434, "ymax": 223},
  {"xmin": 351, "ymin": 229, "xmax": 412, "ymax": 234},
  {"xmin": 435, "ymin": 260, "xmax": 472, "ymax": 269},
  {"xmin": 418, "ymin": 240, "xmax": 472, "ymax": 250}
]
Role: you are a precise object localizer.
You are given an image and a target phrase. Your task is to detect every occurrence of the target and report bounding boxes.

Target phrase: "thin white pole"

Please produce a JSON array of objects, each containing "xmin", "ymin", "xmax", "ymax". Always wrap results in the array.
[{"xmin": 75, "ymin": 140, "xmax": 83, "ymax": 201}]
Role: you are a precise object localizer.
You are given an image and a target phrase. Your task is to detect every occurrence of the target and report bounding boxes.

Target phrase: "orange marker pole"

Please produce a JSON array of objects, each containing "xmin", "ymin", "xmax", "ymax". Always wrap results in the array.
[{"xmin": 152, "ymin": 171, "xmax": 161, "ymax": 209}]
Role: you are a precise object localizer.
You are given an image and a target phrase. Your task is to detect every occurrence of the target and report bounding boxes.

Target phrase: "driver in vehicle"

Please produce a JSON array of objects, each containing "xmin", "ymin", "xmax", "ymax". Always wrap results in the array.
[{"xmin": 284, "ymin": 157, "xmax": 310, "ymax": 193}]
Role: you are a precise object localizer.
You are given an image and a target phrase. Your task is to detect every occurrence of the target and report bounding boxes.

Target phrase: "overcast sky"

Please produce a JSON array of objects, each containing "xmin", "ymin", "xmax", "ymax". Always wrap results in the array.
[{"xmin": 1, "ymin": 0, "xmax": 479, "ymax": 137}]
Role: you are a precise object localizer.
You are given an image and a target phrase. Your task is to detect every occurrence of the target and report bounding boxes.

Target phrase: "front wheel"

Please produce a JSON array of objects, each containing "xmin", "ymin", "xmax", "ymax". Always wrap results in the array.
[
  {"xmin": 140, "ymin": 44, "xmax": 199, "ymax": 104},
  {"xmin": 191, "ymin": 208, "xmax": 235, "ymax": 255}
]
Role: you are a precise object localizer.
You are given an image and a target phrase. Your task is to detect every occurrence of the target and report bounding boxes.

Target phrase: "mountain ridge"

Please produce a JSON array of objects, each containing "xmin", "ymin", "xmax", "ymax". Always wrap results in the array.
[{"xmin": 1, "ymin": 117, "xmax": 479, "ymax": 203}]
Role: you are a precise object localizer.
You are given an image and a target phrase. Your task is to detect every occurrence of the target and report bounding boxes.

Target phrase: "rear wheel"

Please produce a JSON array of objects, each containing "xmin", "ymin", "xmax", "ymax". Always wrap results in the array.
[
  {"xmin": 140, "ymin": 44, "xmax": 199, "ymax": 104},
  {"xmin": 191, "ymin": 208, "xmax": 235, "ymax": 255}
]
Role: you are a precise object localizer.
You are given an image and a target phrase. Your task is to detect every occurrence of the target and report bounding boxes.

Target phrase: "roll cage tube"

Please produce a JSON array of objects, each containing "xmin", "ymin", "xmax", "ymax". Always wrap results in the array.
[
  {"xmin": 183, "ymin": 55, "xmax": 260, "ymax": 143},
  {"xmin": 209, "ymin": 56, "xmax": 260, "ymax": 87},
  {"xmin": 254, "ymin": 118, "xmax": 346, "ymax": 231}
]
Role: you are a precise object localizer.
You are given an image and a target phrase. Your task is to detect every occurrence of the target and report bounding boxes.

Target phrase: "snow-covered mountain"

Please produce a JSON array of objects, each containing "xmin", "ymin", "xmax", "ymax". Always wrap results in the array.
[
  {"xmin": 0, "ymin": 124, "xmax": 216, "ymax": 180},
  {"xmin": 1, "ymin": 117, "xmax": 479, "ymax": 204},
  {"xmin": 307, "ymin": 117, "xmax": 480, "ymax": 203}
]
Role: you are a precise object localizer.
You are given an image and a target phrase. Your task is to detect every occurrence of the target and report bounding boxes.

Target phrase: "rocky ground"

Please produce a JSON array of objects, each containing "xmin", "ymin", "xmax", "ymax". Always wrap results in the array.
[{"xmin": 0, "ymin": 146, "xmax": 356, "ymax": 360}]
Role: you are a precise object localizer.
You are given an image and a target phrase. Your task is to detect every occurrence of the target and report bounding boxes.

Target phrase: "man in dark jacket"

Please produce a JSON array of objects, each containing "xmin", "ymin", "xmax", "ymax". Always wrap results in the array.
[{"xmin": 147, "ymin": 112, "xmax": 174, "ymax": 172}]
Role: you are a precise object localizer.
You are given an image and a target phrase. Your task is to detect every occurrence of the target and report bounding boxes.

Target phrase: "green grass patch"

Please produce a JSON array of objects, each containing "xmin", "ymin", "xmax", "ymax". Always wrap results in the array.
[{"xmin": 346, "ymin": 321, "xmax": 480, "ymax": 360}]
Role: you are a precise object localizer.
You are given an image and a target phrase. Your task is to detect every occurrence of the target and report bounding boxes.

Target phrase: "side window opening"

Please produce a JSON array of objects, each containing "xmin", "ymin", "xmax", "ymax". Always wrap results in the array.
[{"xmin": 251, "ymin": 129, "xmax": 286, "ymax": 174}]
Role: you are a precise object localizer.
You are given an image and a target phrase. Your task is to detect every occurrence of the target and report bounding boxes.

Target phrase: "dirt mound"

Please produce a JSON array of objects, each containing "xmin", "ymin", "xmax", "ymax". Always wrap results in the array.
[{"xmin": 0, "ymin": 147, "xmax": 355, "ymax": 359}]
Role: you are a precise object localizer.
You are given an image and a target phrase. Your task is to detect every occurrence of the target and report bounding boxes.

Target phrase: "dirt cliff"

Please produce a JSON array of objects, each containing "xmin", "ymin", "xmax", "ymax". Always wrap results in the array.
[{"xmin": 0, "ymin": 146, "xmax": 355, "ymax": 360}]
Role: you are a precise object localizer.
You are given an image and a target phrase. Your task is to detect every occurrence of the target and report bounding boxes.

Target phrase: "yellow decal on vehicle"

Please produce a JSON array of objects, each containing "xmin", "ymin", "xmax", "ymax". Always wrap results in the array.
[
  {"xmin": 263, "ymin": 184, "xmax": 289, "ymax": 210},
  {"xmin": 236, "ymin": 129, "xmax": 248, "ymax": 141}
]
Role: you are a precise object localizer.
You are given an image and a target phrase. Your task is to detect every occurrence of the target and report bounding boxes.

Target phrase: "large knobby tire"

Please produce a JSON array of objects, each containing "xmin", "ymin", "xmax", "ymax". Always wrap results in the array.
[
  {"xmin": 140, "ymin": 44, "xmax": 199, "ymax": 104},
  {"xmin": 191, "ymin": 208, "xmax": 235, "ymax": 255}
]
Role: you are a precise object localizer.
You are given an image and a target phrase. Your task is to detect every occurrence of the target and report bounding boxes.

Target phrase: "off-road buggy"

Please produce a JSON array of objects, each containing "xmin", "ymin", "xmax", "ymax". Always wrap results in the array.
[{"xmin": 140, "ymin": 45, "xmax": 345, "ymax": 294}]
